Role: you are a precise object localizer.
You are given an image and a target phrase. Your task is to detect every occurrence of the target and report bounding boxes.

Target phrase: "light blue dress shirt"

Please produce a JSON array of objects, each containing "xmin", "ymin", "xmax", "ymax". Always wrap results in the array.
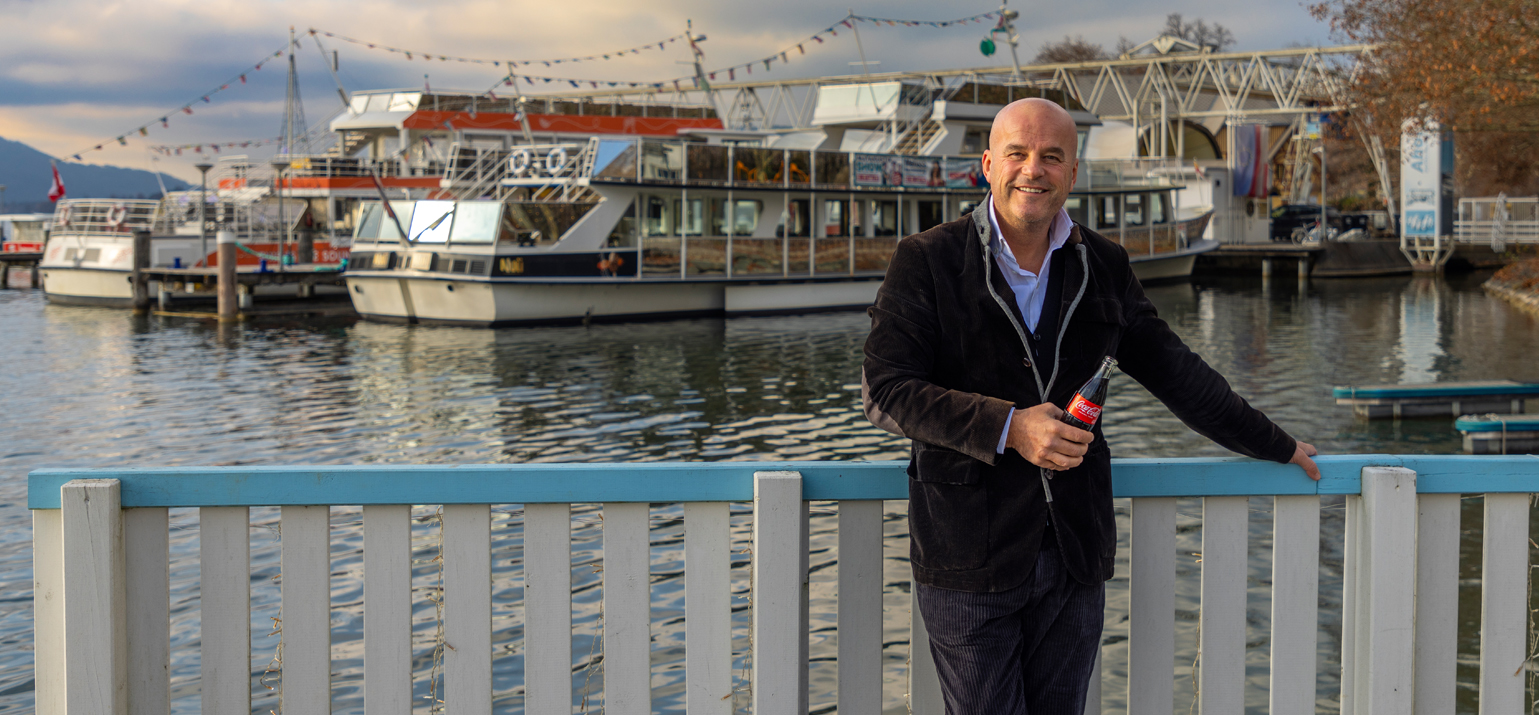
[{"xmin": 990, "ymin": 201, "xmax": 1074, "ymax": 454}]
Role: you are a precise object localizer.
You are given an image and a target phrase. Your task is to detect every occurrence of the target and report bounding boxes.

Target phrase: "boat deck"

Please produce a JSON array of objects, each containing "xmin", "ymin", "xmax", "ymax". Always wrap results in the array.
[
  {"xmin": 1333, "ymin": 380, "xmax": 1539, "ymax": 419},
  {"xmin": 1456, "ymin": 414, "xmax": 1539, "ymax": 454}
]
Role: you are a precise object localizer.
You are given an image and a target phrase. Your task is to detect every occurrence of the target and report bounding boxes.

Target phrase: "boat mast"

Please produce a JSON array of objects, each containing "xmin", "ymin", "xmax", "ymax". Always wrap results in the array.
[{"xmin": 280, "ymin": 26, "xmax": 309, "ymax": 155}]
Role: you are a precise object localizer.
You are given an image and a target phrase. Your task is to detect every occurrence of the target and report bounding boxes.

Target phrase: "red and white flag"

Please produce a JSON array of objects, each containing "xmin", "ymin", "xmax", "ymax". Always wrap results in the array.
[{"xmin": 47, "ymin": 162, "xmax": 65, "ymax": 202}]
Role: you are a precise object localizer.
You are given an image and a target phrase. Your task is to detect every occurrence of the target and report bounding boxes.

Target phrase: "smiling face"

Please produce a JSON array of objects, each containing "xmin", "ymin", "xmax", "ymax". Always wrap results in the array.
[{"xmin": 982, "ymin": 99, "xmax": 1080, "ymax": 235}]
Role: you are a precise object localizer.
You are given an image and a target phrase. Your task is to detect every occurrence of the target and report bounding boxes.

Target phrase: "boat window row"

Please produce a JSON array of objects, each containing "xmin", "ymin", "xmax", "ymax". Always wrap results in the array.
[{"xmin": 593, "ymin": 141, "xmax": 990, "ymax": 192}]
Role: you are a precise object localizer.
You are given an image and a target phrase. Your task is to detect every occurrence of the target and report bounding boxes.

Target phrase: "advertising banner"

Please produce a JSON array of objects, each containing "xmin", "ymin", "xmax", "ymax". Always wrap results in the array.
[
  {"xmin": 902, "ymin": 157, "xmax": 940, "ymax": 188},
  {"xmin": 944, "ymin": 158, "xmax": 984, "ymax": 188},
  {"xmin": 852, "ymin": 154, "xmax": 889, "ymax": 187},
  {"xmin": 1401, "ymin": 123, "xmax": 1453, "ymax": 237}
]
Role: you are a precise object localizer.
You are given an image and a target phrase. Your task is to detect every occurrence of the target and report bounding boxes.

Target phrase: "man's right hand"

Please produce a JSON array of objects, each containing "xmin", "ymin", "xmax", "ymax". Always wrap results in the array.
[{"xmin": 1006, "ymin": 403, "xmax": 1094, "ymax": 470}]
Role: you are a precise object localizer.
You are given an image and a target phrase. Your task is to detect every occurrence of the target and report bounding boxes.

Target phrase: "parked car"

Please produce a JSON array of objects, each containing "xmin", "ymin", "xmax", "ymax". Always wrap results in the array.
[{"xmin": 1270, "ymin": 204, "xmax": 1342, "ymax": 242}]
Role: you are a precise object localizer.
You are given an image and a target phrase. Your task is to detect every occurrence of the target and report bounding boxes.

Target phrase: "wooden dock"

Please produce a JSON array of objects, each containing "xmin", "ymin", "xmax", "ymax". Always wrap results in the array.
[
  {"xmin": 1333, "ymin": 380, "xmax": 1539, "ymax": 419},
  {"xmin": 1456, "ymin": 414, "xmax": 1539, "ymax": 454},
  {"xmin": 140, "ymin": 264, "xmax": 354, "ymax": 319},
  {"xmin": 0, "ymin": 251, "xmax": 41, "ymax": 289}
]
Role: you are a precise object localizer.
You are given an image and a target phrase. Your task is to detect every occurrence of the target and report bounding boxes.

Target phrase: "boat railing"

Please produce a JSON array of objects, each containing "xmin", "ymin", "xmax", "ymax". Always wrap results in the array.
[
  {"xmin": 29, "ymin": 455, "xmax": 1539, "ymax": 715},
  {"xmin": 49, "ymin": 199, "xmax": 161, "ymax": 236},
  {"xmin": 638, "ymin": 233, "xmax": 899, "ymax": 280},
  {"xmin": 1455, "ymin": 195, "xmax": 1539, "ymax": 248},
  {"xmin": 579, "ymin": 141, "xmax": 1191, "ymax": 196}
]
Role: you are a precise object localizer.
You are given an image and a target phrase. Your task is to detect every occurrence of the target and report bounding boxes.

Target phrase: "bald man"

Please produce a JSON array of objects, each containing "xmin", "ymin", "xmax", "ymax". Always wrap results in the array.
[{"xmin": 863, "ymin": 98, "xmax": 1318, "ymax": 713}]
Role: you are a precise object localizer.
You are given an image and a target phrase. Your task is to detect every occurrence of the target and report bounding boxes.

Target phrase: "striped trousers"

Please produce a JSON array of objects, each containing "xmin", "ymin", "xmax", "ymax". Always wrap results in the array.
[{"xmin": 914, "ymin": 532, "xmax": 1104, "ymax": 715}]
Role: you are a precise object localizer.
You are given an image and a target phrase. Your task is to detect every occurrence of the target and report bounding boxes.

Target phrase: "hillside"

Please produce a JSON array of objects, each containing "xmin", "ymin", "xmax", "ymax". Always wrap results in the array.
[{"xmin": 0, "ymin": 136, "xmax": 191, "ymax": 212}]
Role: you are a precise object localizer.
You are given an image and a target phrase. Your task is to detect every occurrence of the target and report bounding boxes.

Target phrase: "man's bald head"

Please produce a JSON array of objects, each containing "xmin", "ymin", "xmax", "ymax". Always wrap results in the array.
[
  {"xmin": 981, "ymin": 97, "xmax": 1081, "ymax": 240},
  {"xmin": 988, "ymin": 98, "xmax": 1078, "ymax": 156}
]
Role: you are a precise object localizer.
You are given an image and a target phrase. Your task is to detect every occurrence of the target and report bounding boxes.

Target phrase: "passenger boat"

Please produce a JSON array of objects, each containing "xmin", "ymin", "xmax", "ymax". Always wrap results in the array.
[
  {"xmin": 38, "ymin": 184, "xmax": 349, "ymax": 308},
  {"xmin": 338, "ymin": 85, "xmax": 1212, "ymax": 326}
]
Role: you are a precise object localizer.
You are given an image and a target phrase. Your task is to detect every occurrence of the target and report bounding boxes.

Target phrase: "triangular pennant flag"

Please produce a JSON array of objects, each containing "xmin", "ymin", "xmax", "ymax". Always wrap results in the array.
[
  {"xmin": 138, "ymin": 127, "xmax": 148, "ymax": 136},
  {"xmin": 814, "ymin": 35, "xmax": 824, "ymax": 43},
  {"xmin": 798, "ymin": 44, "xmax": 805, "ymax": 54},
  {"xmin": 240, "ymin": 75, "xmax": 246, "ymax": 84},
  {"xmin": 161, "ymin": 118, "xmax": 169, "ymax": 127},
  {"xmin": 183, "ymin": 107, "xmax": 193, "ymax": 115}
]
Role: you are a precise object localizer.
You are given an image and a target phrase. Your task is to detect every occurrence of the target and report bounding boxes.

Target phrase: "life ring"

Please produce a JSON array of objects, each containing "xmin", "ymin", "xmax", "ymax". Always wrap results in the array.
[
  {"xmin": 56, "ymin": 205, "xmax": 71, "ymax": 227},
  {"xmin": 106, "ymin": 203, "xmax": 129, "ymax": 228},
  {"xmin": 546, "ymin": 148, "xmax": 567, "ymax": 175},
  {"xmin": 510, "ymin": 150, "xmax": 531, "ymax": 177}
]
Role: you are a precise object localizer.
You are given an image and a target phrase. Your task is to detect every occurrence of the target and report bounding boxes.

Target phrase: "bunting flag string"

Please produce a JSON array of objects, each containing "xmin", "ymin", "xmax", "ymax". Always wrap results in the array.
[
  {"xmin": 310, "ymin": 28, "xmax": 689, "ymax": 68},
  {"xmin": 64, "ymin": 42, "xmax": 292, "ymax": 162},
  {"xmin": 147, "ymin": 136, "xmax": 285, "ymax": 157},
  {"xmin": 477, "ymin": 10, "xmax": 1001, "ymax": 95},
  {"xmin": 847, "ymin": 11, "xmax": 998, "ymax": 28}
]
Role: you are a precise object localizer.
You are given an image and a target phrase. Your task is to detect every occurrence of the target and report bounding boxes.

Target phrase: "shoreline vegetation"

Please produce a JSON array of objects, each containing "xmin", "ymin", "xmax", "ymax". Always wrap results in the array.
[{"xmin": 1484, "ymin": 257, "xmax": 1539, "ymax": 317}]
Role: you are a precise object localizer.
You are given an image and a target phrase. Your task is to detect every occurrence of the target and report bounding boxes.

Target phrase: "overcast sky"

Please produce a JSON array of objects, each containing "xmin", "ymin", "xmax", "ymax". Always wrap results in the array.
[{"xmin": 0, "ymin": 0, "xmax": 1338, "ymax": 182}]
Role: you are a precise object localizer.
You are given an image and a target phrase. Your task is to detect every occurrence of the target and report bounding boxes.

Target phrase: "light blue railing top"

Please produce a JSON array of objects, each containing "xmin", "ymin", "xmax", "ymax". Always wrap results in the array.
[{"xmin": 26, "ymin": 455, "xmax": 1539, "ymax": 509}]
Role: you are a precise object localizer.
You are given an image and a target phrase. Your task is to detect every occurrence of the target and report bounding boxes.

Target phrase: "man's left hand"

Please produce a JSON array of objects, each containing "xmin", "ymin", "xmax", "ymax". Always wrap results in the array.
[{"xmin": 1291, "ymin": 441, "xmax": 1321, "ymax": 481}]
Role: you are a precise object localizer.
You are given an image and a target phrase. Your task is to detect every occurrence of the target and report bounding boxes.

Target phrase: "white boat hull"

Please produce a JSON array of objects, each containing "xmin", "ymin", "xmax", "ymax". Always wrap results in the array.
[
  {"xmin": 346, "ymin": 274, "xmax": 884, "ymax": 326},
  {"xmin": 40, "ymin": 267, "xmax": 134, "ymax": 306},
  {"xmin": 1129, "ymin": 238, "xmax": 1219, "ymax": 285}
]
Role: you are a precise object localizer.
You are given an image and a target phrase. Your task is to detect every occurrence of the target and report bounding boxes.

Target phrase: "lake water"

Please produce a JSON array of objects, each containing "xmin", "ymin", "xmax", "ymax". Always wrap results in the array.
[{"xmin": 1, "ymin": 270, "xmax": 1535, "ymax": 714}]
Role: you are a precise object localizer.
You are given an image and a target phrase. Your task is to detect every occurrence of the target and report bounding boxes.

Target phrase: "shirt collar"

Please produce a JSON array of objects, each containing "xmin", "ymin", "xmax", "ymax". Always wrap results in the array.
[{"xmin": 987, "ymin": 199, "xmax": 1072, "ymax": 277}]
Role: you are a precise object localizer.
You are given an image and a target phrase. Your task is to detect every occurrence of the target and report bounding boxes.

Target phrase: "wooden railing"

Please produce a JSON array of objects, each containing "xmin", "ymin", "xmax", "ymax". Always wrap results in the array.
[{"xmin": 28, "ymin": 455, "xmax": 1539, "ymax": 715}]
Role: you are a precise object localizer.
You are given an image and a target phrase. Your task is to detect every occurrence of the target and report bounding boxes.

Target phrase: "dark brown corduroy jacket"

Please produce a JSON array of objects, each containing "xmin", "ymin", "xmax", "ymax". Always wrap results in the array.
[{"xmin": 863, "ymin": 197, "xmax": 1297, "ymax": 592}]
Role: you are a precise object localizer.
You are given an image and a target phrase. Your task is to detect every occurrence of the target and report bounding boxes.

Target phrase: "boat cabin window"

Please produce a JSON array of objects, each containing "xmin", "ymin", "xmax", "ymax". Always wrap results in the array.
[
  {"xmin": 448, "ymin": 203, "xmax": 502, "ymax": 244},
  {"xmin": 732, "ymin": 200, "xmax": 762, "ymax": 235},
  {"xmin": 1151, "ymin": 193, "xmax": 1168, "ymax": 224},
  {"xmin": 1098, "ymin": 196, "xmax": 1119, "ymax": 229},
  {"xmin": 778, "ymin": 200, "xmax": 811, "ymax": 238},
  {"xmin": 354, "ymin": 202, "xmax": 416, "ymax": 242},
  {"xmin": 872, "ymin": 200, "xmax": 899, "ymax": 237},
  {"xmin": 675, "ymin": 198, "xmax": 704, "ymax": 236},
  {"xmin": 645, "ymin": 196, "xmax": 673, "ymax": 236},
  {"xmin": 409, "ymin": 200, "xmax": 456, "ymax": 244},
  {"xmin": 824, "ymin": 200, "xmax": 847, "ymax": 237},
  {"xmin": 918, "ymin": 201, "xmax": 945, "ymax": 232},
  {"xmin": 1064, "ymin": 197, "xmax": 1088, "ymax": 227},
  {"xmin": 1124, "ymin": 194, "xmax": 1145, "ymax": 227},
  {"xmin": 961, "ymin": 127, "xmax": 988, "ymax": 155}
]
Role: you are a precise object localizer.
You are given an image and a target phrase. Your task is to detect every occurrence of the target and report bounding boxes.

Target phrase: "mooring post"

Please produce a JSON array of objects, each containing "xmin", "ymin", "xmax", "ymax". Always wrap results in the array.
[
  {"xmin": 1261, "ymin": 258, "xmax": 1273, "ymax": 278},
  {"xmin": 31, "ymin": 259, "xmax": 40, "ymax": 289},
  {"xmin": 1298, "ymin": 257, "xmax": 1309, "ymax": 280},
  {"xmin": 296, "ymin": 226, "xmax": 314, "ymax": 265},
  {"xmin": 130, "ymin": 230, "xmax": 150, "ymax": 314},
  {"xmin": 216, "ymin": 230, "xmax": 237, "ymax": 321},
  {"xmin": 1, "ymin": 259, "xmax": 10, "ymax": 290}
]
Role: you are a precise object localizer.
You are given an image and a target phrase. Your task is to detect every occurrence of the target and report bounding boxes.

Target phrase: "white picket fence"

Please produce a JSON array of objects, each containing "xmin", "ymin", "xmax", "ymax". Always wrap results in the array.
[{"xmin": 28, "ymin": 456, "xmax": 1539, "ymax": 714}]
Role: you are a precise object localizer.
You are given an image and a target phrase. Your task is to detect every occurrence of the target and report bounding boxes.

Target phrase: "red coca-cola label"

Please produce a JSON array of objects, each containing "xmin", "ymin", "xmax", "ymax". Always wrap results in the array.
[{"xmin": 1066, "ymin": 395, "xmax": 1102, "ymax": 425}]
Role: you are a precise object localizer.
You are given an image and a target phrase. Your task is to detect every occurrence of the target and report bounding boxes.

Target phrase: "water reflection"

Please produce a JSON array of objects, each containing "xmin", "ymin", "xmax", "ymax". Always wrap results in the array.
[
  {"xmin": 0, "ymin": 271, "xmax": 1537, "ymax": 713},
  {"xmin": 1394, "ymin": 277, "xmax": 1446, "ymax": 384}
]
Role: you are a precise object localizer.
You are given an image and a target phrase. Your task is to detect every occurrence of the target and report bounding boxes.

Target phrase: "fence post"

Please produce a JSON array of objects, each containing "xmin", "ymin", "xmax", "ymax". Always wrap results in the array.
[
  {"xmin": 61, "ymin": 478, "xmax": 126, "ymax": 715},
  {"xmin": 33, "ymin": 508, "xmax": 65, "ymax": 715},
  {"xmin": 753, "ymin": 471, "xmax": 806, "ymax": 715},
  {"xmin": 1479, "ymin": 492, "xmax": 1530, "ymax": 711},
  {"xmin": 908, "ymin": 595, "xmax": 943, "ymax": 715},
  {"xmin": 1343, "ymin": 466, "xmax": 1417, "ymax": 714}
]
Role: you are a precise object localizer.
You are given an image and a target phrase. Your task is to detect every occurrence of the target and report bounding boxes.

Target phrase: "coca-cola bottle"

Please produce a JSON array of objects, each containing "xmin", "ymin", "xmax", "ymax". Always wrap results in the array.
[{"xmin": 1061, "ymin": 357, "xmax": 1117, "ymax": 431}]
